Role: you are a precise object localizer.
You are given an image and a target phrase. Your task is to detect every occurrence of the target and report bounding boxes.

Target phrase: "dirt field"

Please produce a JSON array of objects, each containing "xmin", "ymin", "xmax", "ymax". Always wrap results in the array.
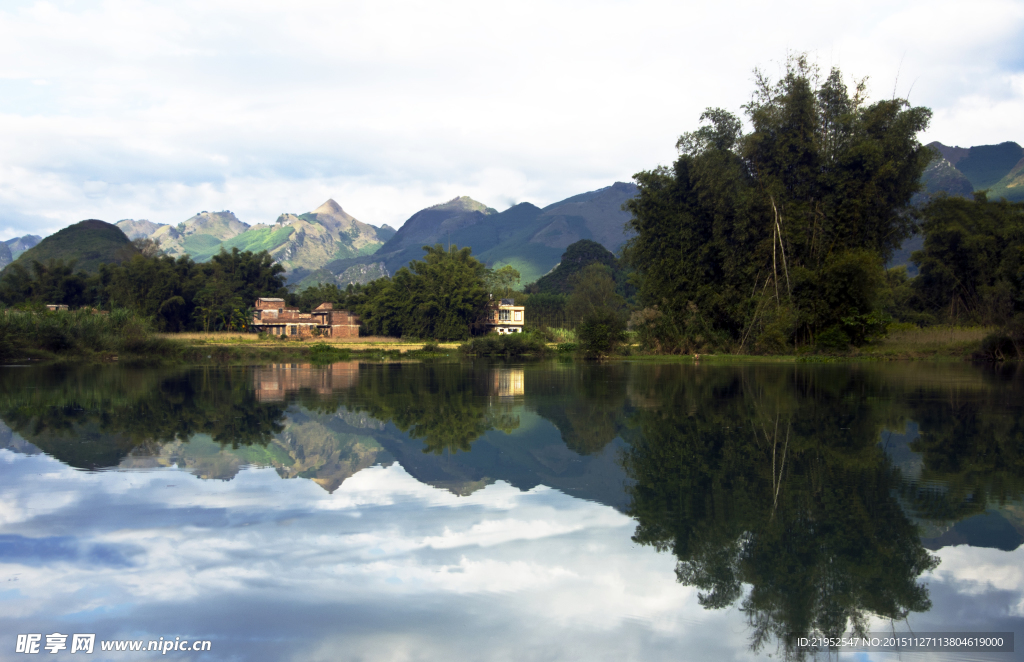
[{"xmin": 157, "ymin": 332, "xmax": 460, "ymax": 352}]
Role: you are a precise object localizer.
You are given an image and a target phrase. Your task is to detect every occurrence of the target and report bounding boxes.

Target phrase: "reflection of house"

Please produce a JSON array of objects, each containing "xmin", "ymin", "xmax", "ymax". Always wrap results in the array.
[
  {"xmin": 485, "ymin": 298, "xmax": 525, "ymax": 334},
  {"xmin": 492, "ymin": 368, "xmax": 525, "ymax": 399},
  {"xmin": 254, "ymin": 362, "xmax": 359, "ymax": 401},
  {"xmin": 251, "ymin": 298, "xmax": 360, "ymax": 338}
]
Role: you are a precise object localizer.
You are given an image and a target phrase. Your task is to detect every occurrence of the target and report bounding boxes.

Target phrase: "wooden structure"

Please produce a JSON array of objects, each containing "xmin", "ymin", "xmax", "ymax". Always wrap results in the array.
[
  {"xmin": 251, "ymin": 298, "xmax": 360, "ymax": 338},
  {"xmin": 484, "ymin": 298, "xmax": 525, "ymax": 334}
]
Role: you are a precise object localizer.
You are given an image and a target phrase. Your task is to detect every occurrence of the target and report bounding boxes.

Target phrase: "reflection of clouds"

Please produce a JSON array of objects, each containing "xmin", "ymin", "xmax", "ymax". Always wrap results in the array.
[{"xmin": 1, "ymin": 447, "xmax": 1023, "ymax": 661}]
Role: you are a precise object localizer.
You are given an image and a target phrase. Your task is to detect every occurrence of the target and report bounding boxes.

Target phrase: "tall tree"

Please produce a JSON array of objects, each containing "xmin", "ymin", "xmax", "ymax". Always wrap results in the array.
[
  {"xmin": 912, "ymin": 192, "xmax": 1024, "ymax": 326},
  {"xmin": 357, "ymin": 244, "xmax": 489, "ymax": 340},
  {"xmin": 624, "ymin": 55, "xmax": 932, "ymax": 352}
]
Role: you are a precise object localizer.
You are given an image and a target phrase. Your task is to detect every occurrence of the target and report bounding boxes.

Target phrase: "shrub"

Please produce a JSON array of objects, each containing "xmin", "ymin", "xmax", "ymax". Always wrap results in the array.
[
  {"xmin": 577, "ymin": 310, "xmax": 627, "ymax": 357},
  {"xmin": 816, "ymin": 326, "xmax": 850, "ymax": 352},
  {"xmin": 461, "ymin": 332, "xmax": 548, "ymax": 357},
  {"xmin": 308, "ymin": 342, "xmax": 351, "ymax": 364}
]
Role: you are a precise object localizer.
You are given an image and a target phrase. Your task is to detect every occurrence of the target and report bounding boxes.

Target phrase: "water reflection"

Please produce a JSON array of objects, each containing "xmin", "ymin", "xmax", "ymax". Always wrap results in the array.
[
  {"xmin": 622, "ymin": 367, "xmax": 940, "ymax": 657},
  {"xmin": 0, "ymin": 361, "xmax": 1022, "ymax": 660}
]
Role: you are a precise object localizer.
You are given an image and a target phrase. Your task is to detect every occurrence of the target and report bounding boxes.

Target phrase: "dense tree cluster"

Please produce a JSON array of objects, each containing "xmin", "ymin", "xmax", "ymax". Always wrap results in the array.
[
  {"xmin": 0, "ymin": 246, "xmax": 288, "ymax": 332},
  {"xmin": 353, "ymin": 244, "xmax": 490, "ymax": 340},
  {"xmin": 912, "ymin": 193, "xmax": 1024, "ymax": 327},
  {"xmin": 624, "ymin": 56, "xmax": 933, "ymax": 353}
]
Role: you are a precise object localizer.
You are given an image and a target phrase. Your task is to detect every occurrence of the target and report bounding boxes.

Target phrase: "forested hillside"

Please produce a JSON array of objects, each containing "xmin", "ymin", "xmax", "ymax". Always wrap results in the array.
[{"xmin": 4, "ymin": 220, "xmax": 137, "ymax": 274}]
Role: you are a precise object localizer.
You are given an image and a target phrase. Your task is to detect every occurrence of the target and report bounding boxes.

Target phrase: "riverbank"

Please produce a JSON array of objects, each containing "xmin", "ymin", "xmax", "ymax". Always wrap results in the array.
[{"xmin": 1, "ymin": 314, "xmax": 1001, "ymax": 365}]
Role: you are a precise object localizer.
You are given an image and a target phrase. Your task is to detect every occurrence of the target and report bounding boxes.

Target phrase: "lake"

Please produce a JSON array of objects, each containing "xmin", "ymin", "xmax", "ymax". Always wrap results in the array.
[{"xmin": 1, "ymin": 361, "xmax": 1022, "ymax": 661}]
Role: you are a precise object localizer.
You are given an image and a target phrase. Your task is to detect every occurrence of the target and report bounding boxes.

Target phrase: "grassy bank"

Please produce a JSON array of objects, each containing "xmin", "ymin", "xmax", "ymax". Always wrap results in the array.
[
  {"xmin": 0, "ymin": 308, "xmax": 174, "ymax": 364},
  {"xmin": 613, "ymin": 325, "xmax": 996, "ymax": 363},
  {"xmin": 1, "ymin": 311, "xmax": 997, "ymax": 366}
]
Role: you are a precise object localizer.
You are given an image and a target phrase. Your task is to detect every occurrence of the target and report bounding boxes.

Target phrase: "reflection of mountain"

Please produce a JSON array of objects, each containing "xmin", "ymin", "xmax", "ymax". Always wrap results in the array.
[{"xmin": 120, "ymin": 408, "xmax": 393, "ymax": 493}]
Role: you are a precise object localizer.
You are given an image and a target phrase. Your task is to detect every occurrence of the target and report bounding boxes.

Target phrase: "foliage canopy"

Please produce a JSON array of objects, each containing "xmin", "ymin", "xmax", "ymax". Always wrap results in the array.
[{"xmin": 624, "ymin": 56, "xmax": 932, "ymax": 353}]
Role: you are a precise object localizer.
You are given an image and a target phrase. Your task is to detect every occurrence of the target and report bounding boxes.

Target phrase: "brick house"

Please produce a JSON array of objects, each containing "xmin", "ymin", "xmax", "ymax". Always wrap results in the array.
[
  {"xmin": 485, "ymin": 298, "xmax": 525, "ymax": 334},
  {"xmin": 251, "ymin": 298, "xmax": 360, "ymax": 338}
]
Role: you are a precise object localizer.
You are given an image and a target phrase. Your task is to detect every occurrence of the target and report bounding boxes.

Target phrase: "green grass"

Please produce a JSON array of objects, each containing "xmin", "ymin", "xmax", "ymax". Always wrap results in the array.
[
  {"xmin": 858, "ymin": 325, "xmax": 993, "ymax": 359},
  {"xmin": 181, "ymin": 233, "xmax": 224, "ymax": 260},
  {"xmin": 219, "ymin": 226, "xmax": 294, "ymax": 255}
]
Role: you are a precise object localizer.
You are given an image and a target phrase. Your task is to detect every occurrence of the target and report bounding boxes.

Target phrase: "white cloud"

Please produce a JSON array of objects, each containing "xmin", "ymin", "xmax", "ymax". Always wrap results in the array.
[{"xmin": 0, "ymin": 0, "xmax": 1021, "ymax": 238}]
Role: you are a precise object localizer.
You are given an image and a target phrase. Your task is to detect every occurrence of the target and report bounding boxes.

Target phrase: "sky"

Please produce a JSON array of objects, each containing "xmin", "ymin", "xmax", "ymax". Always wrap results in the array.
[{"xmin": 0, "ymin": 0, "xmax": 1022, "ymax": 240}]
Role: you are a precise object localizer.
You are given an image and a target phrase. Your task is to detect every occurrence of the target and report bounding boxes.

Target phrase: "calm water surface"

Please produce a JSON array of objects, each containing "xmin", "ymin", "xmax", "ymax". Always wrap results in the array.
[{"xmin": 1, "ymin": 361, "xmax": 1022, "ymax": 661}]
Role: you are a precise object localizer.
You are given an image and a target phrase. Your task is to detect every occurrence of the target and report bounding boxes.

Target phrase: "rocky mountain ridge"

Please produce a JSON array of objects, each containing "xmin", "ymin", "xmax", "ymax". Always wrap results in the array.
[
  {"xmin": 923, "ymin": 140, "xmax": 1024, "ymax": 202},
  {"xmin": 116, "ymin": 201, "xmax": 392, "ymax": 279}
]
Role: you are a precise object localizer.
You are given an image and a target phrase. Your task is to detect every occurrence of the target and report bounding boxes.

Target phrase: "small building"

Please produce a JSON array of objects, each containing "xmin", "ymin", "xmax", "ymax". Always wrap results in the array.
[
  {"xmin": 251, "ymin": 299, "xmax": 360, "ymax": 338},
  {"xmin": 485, "ymin": 298, "xmax": 525, "ymax": 334},
  {"xmin": 45, "ymin": 304, "xmax": 69, "ymax": 311}
]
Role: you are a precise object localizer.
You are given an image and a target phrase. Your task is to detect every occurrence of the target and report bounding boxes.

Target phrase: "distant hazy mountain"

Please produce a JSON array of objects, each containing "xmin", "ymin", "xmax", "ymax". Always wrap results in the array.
[
  {"xmin": 2, "ymin": 220, "xmax": 136, "ymax": 274},
  {"xmin": 118, "ymin": 201, "xmax": 392, "ymax": 275},
  {"xmin": 289, "ymin": 262, "xmax": 390, "ymax": 291},
  {"xmin": 0, "ymin": 242, "xmax": 11, "ymax": 270},
  {"xmin": 919, "ymin": 155, "xmax": 974, "ymax": 198},
  {"xmin": 923, "ymin": 141, "xmax": 1024, "ymax": 202},
  {"xmin": 339, "ymin": 183, "xmax": 639, "ymax": 285},
  {"xmin": 221, "ymin": 199, "xmax": 389, "ymax": 271},
  {"xmin": 146, "ymin": 210, "xmax": 250, "ymax": 260},
  {"xmin": 115, "ymin": 219, "xmax": 166, "ymax": 241},
  {"xmin": 3, "ymin": 234, "xmax": 42, "ymax": 261},
  {"xmin": 376, "ymin": 224, "xmax": 398, "ymax": 242},
  {"xmin": 478, "ymin": 182, "xmax": 639, "ymax": 283},
  {"xmin": 9, "ymin": 184, "xmax": 638, "ymax": 288},
  {"xmin": 366, "ymin": 196, "xmax": 499, "ymax": 275}
]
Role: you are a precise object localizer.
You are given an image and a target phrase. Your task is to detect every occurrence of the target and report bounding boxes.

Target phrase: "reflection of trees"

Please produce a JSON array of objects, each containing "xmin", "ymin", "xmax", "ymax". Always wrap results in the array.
[
  {"xmin": 899, "ymin": 370, "xmax": 1024, "ymax": 525},
  {"xmin": 340, "ymin": 364, "xmax": 491, "ymax": 455},
  {"xmin": 532, "ymin": 363, "xmax": 629, "ymax": 455},
  {"xmin": 623, "ymin": 367, "xmax": 938, "ymax": 659},
  {"xmin": 0, "ymin": 366, "xmax": 286, "ymax": 469}
]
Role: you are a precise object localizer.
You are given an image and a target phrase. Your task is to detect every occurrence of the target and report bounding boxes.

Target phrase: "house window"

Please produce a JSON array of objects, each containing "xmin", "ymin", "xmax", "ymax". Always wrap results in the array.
[
  {"xmin": 499, "ymin": 309, "xmax": 510, "ymax": 321},
  {"xmin": 289, "ymin": 325, "xmax": 297, "ymax": 336},
  {"xmin": 514, "ymin": 311, "xmax": 522, "ymax": 322}
]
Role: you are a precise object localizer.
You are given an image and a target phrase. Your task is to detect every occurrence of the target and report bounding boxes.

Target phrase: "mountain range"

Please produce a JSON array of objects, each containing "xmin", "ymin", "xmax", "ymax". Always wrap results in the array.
[
  {"xmin": 302, "ymin": 182, "xmax": 639, "ymax": 286},
  {"xmin": 106, "ymin": 182, "xmax": 638, "ymax": 289},
  {"xmin": 0, "ymin": 234, "xmax": 42, "ymax": 270},
  {"xmin": 921, "ymin": 141, "xmax": 1024, "ymax": 202},
  {"xmin": 5, "ymin": 140, "xmax": 1017, "ymax": 289},
  {"xmin": 116, "ymin": 200, "xmax": 396, "ymax": 272}
]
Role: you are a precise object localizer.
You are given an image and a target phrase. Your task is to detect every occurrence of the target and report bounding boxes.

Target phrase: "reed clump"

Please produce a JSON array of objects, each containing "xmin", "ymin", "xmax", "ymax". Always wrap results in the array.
[{"xmin": 0, "ymin": 307, "xmax": 173, "ymax": 360}]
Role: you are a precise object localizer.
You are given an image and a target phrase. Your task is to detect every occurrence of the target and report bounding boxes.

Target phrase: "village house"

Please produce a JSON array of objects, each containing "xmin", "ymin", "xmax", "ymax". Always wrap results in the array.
[
  {"xmin": 251, "ymin": 298, "xmax": 360, "ymax": 338},
  {"xmin": 485, "ymin": 297, "xmax": 525, "ymax": 334}
]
